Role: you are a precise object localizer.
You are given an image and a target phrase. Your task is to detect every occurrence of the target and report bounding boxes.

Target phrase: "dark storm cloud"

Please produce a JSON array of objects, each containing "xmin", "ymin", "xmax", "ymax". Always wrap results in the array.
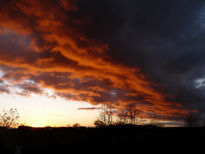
[
  {"xmin": 0, "ymin": 0, "xmax": 204, "ymax": 120},
  {"xmin": 76, "ymin": 0, "xmax": 205, "ymax": 113}
]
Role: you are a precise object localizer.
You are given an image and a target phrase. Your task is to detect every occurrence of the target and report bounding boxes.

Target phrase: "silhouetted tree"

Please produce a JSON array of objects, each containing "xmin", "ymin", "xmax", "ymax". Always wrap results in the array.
[
  {"xmin": 116, "ymin": 111, "xmax": 129, "ymax": 124},
  {"xmin": 106, "ymin": 105, "xmax": 115, "ymax": 125},
  {"xmin": 125, "ymin": 103, "xmax": 142, "ymax": 124},
  {"xmin": 184, "ymin": 114, "xmax": 199, "ymax": 127},
  {"xmin": 0, "ymin": 108, "xmax": 20, "ymax": 128},
  {"xmin": 199, "ymin": 114, "xmax": 205, "ymax": 127},
  {"xmin": 115, "ymin": 103, "xmax": 143, "ymax": 125},
  {"xmin": 96, "ymin": 105, "xmax": 115, "ymax": 126}
]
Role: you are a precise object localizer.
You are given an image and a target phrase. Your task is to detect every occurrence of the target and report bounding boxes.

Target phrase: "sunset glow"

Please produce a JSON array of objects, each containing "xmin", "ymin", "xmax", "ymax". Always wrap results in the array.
[{"xmin": 0, "ymin": 93, "xmax": 99, "ymax": 127}]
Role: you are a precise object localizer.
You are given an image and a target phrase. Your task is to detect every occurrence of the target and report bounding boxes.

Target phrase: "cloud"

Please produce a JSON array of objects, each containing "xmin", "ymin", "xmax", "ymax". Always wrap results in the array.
[
  {"xmin": 0, "ymin": 85, "xmax": 10, "ymax": 94},
  {"xmin": 195, "ymin": 77, "xmax": 205, "ymax": 88},
  {"xmin": 0, "ymin": 0, "xmax": 204, "ymax": 120},
  {"xmin": 14, "ymin": 82, "xmax": 43, "ymax": 96},
  {"xmin": 77, "ymin": 107, "xmax": 101, "ymax": 111}
]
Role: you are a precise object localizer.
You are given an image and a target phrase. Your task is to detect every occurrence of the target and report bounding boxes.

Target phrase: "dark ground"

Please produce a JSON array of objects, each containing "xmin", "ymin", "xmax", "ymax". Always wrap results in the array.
[{"xmin": 0, "ymin": 125, "xmax": 205, "ymax": 154}]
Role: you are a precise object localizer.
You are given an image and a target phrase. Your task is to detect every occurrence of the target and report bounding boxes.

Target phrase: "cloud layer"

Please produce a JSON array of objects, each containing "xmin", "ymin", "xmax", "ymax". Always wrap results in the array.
[{"xmin": 1, "ymin": 0, "xmax": 204, "ymax": 120}]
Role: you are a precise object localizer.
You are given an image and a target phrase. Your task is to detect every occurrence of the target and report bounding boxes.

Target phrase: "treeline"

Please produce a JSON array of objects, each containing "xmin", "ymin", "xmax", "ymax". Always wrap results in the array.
[
  {"xmin": 94, "ymin": 104, "xmax": 163, "ymax": 127},
  {"xmin": 1, "ymin": 106, "xmax": 205, "ymax": 129},
  {"xmin": 94, "ymin": 104, "xmax": 205, "ymax": 128}
]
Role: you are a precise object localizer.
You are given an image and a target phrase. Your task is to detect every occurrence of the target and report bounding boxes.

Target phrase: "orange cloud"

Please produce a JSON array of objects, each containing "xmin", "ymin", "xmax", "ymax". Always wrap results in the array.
[{"xmin": 0, "ymin": 0, "xmax": 193, "ymax": 120}]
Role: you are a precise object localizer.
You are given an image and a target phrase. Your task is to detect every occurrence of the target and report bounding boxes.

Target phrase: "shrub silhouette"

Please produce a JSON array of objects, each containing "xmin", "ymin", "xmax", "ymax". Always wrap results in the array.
[
  {"xmin": 0, "ymin": 108, "xmax": 20, "ymax": 128},
  {"xmin": 94, "ymin": 120, "xmax": 106, "ymax": 128},
  {"xmin": 184, "ymin": 114, "xmax": 199, "ymax": 127}
]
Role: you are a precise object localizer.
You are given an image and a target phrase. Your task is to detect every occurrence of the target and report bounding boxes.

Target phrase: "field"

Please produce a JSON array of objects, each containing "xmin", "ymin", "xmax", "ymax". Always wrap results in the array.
[{"xmin": 1, "ymin": 126, "xmax": 205, "ymax": 154}]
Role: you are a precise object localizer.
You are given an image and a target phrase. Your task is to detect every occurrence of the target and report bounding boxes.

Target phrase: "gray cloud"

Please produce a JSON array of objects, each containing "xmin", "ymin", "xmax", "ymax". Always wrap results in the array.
[{"xmin": 75, "ymin": 0, "xmax": 205, "ymax": 113}]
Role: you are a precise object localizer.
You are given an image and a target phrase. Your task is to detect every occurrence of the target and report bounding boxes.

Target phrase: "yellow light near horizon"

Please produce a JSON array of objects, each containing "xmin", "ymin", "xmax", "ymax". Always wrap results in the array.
[
  {"xmin": 29, "ymin": 122, "xmax": 45, "ymax": 128},
  {"xmin": 0, "ymin": 93, "xmax": 99, "ymax": 127}
]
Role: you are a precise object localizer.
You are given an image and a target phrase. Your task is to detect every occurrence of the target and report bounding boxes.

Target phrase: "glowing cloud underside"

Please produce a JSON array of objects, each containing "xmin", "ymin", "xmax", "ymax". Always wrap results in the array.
[{"xmin": 0, "ymin": 0, "xmax": 194, "ymax": 124}]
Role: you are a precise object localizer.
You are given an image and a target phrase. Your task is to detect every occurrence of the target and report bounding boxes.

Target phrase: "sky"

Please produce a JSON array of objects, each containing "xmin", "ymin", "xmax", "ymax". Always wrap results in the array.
[{"xmin": 0, "ymin": 0, "xmax": 205, "ymax": 127}]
